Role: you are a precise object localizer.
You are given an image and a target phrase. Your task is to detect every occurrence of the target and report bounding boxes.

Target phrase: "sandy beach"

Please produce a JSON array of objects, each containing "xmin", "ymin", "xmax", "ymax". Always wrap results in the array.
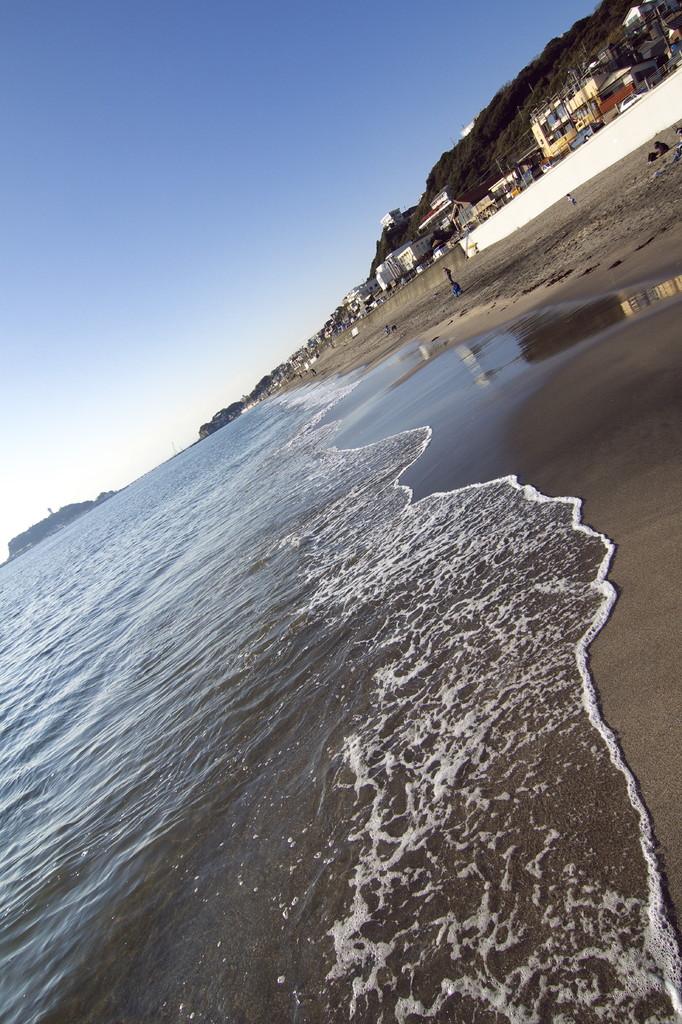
[{"xmin": 304, "ymin": 129, "xmax": 682, "ymax": 930}]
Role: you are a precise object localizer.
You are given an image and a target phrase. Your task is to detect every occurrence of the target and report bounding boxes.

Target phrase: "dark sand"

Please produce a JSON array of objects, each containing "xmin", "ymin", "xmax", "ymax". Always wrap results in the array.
[
  {"xmin": 512, "ymin": 297, "xmax": 682, "ymax": 925},
  {"xmin": 301, "ymin": 130, "xmax": 682, "ymax": 928}
]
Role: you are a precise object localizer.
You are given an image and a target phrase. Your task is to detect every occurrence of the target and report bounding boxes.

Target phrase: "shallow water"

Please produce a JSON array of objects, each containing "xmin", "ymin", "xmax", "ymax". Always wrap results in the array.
[
  {"xmin": 1, "ymin": 287, "xmax": 681, "ymax": 1023},
  {"xmin": 331, "ymin": 275, "xmax": 682, "ymax": 498}
]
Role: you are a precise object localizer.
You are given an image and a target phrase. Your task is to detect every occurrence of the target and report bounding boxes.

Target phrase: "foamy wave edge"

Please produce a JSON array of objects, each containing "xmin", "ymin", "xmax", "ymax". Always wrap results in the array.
[
  {"xmin": 280, "ymin": 380, "xmax": 682, "ymax": 1013},
  {"xmin": 417, "ymin": 470, "xmax": 682, "ymax": 1016}
]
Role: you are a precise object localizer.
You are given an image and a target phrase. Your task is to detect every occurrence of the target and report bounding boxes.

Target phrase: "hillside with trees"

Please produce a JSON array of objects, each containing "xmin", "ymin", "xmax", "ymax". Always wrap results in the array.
[{"xmin": 370, "ymin": 0, "xmax": 634, "ymax": 275}]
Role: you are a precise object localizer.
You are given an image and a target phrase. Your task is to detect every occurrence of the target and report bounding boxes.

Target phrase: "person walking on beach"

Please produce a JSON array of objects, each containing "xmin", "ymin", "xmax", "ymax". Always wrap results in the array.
[
  {"xmin": 444, "ymin": 267, "xmax": 455, "ymax": 287},
  {"xmin": 566, "ymin": 193, "xmax": 576, "ymax": 205}
]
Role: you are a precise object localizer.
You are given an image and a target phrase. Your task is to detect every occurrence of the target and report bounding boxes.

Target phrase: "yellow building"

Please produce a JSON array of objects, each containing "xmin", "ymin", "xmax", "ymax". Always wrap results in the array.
[
  {"xmin": 566, "ymin": 77, "xmax": 605, "ymax": 130},
  {"xmin": 530, "ymin": 98, "xmax": 578, "ymax": 159}
]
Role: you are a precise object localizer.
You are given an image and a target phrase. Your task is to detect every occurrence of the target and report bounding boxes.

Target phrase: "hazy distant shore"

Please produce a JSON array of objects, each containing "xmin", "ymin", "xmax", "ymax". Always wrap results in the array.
[{"xmin": 304, "ymin": 129, "xmax": 682, "ymax": 930}]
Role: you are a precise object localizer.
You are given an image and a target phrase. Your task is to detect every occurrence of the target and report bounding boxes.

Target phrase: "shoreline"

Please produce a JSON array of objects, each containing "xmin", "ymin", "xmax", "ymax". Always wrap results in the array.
[
  {"xmin": 301, "ymin": 127, "xmax": 682, "ymax": 386},
  {"xmin": 299, "ymin": 130, "xmax": 682, "ymax": 932},
  {"xmin": 510, "ymin": 293, "xmax": 682, "ymax": 931}
]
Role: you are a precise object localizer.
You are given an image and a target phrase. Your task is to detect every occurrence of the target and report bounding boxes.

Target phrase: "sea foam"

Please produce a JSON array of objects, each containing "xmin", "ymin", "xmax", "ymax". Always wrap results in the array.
[{"xmin": 272, "ymin": 407, "xmax": 682, "ymax": 1022}]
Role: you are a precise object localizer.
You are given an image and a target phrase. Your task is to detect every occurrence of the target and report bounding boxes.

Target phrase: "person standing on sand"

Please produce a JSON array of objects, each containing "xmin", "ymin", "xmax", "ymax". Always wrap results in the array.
[
  {"xmin": 444, "ymin": 267, "xmax": 455, "ymax": 287},
  {"xmin": 567, "ymin": 193, "xmax": 576, "ymax": 205}
]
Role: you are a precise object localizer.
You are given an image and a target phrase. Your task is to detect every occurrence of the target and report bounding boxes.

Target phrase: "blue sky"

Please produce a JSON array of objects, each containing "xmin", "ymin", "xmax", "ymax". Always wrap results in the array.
[{"xmin": 1, "ymin": 0, "xmax": 596, "ymax": 557}]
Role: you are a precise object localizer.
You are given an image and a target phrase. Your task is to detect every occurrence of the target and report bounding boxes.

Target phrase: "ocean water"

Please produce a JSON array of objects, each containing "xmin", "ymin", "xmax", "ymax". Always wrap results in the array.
[{"xmin": 1, "ymin": 291, "xmax": 681, "ymax": 1024}]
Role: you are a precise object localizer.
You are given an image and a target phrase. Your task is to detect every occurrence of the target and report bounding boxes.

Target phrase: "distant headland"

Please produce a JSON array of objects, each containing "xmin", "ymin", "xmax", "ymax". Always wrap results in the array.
[{"xmin": 4, "ymin": 492, "xmax": 117, "ymax": 564}]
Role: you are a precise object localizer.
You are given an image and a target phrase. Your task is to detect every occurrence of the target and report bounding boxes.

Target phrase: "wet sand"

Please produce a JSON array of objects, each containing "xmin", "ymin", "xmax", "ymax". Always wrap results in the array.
[
  {"xmin": 511, "ymin": 297, "xmax": 682, "ymax": 928},
  {"xmin": 304, "ymin": 130, "xmax": 682, "ymax": 929}
]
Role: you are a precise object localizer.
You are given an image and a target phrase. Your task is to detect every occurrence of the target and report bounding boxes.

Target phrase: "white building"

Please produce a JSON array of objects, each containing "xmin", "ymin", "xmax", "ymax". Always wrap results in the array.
[
  {"xmin": 624, "ymin": 0, "xmax": 681, "ymax": 30},
  {"xmin": 624, "ymin": 3, "xmax": 654, "ymax": 27},
  {"xmin": 376, "ymin": 255, "xmax": 404, "ymax": 290},
  {"xmin": 417, "ymin": 188, "xmax": 454, "ymax": 234},
  {"xmin": 380, "ymin": 209, "xmax": 407, "ymax": 231},
  {"xmin": 393, "ymin": 236, "xmax": 433, "ymax": 273},
  {"xmin": 344, "ymin": 278, "xmax": 380, "ymax": 308}
]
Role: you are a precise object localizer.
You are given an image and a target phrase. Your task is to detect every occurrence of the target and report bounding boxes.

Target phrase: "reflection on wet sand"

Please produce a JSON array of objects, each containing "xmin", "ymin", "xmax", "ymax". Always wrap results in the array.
[
  {"xmin": 512, "ymin": 294, "xmax": 625, "ymax": 362},
  {"xmin": 419, "ymin": 341, "xmax": 491, "ymax": 387},
  {"xmin": 454, "ymin": 344, "xmax": 492, "ymax": 387},
  {"xmin": 329, "ymin": 270, "xmax": 682, "ymax": 498},
  {"xmin": 620, "ymin": 273, "xmax": 682, "ymax": 315},
  {"xmin": 409, "ymin": 271, "xmax": 682, "ymax": 384}
]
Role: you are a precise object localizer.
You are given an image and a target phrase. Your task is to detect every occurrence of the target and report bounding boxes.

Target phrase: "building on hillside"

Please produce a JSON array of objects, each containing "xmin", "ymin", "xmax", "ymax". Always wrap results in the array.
[
  {"xmin": 380, "ymin": 209, "xmax": 408, "ymax": 231},
  {"xmin": 450, "ymin": 177, "xmax": 501, "ymax": 232},
  {"xmin": 624, "ymin": 1, "xmax": 682, "ymax": 64},
  {"xmin": 344, "ymin": 278, "xmax": 381, "ymax": 311},
  {"xmin": 460, "ymin": 117, "xmax": 477, "ymax": 138},
  {"xmin": 564, "ymin": 77, "xmax": 610, "ymax": 130},
  {"xmin": 392, "ymin": 236, "xmax": 433, "ymax": 274},
  {"xmin": 625, "ymin": 2, "xmax": 659, "ymax": 28},
  {"xmin": 530, "ymin": 57, "xmax": 652, "ymax": 156},
  {"xmin": 514, "ymin": 142, "xmax": 546, "ymax": 179},
  {"xmin": 416, "ymin": 188, "xmax": 454, "ymax": 235},
  {"xmin": 488, "ymin": 167, "xmax": 528, "ymax": 204},
  {"xmin": 639, "ymin": 21, "xmax": 680, "ymax": 59},
  {"xmin": 376, "ymin": 255, "xmax": 404, "ymax": 290},
  {"xmin": 529, "ymin": 30, "xmax": 669, "ymax": 157},
  {"xmin": 530, "ymin": 96, "xmax": 581, "ymax": 159},
  {"xmin": 596, "ymin": 60, "xmax": 660, "ymax": 118},
  {"xmin": 624, "ymin": 0, "xmax": 681, "ymax": 34},
  {"xmin": 528, "ymin": 6, "xmax": 681, "ymax": 159}
]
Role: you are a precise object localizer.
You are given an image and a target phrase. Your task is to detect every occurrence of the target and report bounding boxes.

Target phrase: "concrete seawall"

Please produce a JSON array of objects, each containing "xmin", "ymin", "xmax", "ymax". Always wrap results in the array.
[
  {"xmin": 467, "ymin": 67, "xmax": 682, "ymax": 253},
  {"xmin": 343, "ymin": 246, "xmax": 466, "ymax": 338}
]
